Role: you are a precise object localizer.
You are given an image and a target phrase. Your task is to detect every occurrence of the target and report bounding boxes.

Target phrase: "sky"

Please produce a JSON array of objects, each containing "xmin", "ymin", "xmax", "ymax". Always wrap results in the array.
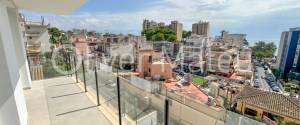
[{"xmin": 22, "ymin": 0, "xmax": 300, "ymax": 46}]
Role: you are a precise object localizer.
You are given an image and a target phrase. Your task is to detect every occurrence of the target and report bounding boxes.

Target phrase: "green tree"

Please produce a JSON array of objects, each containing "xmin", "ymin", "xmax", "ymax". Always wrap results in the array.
[
  {"xmin": 276, "ymin": 118, "xmax": 297, "ymax": 125},
  {"xmin": 288, "ymin": 72, "xmax": 296, "ymax": 81},
  {"xmin": 295, "ymin": 73, "xmax": 300, "ymax": 81},
  {"xmin": 48, "ymin": 27, "xmax": 69, "ymax": 44},
  {"xmin": 152, "ymin": 33, "xmax": 165, "ymax": 41},
  {"xmin": 273, "ymin": 68, "xmax": 283, "ymax": 79},
  {"xmin": 48, "ymin": 27, "xmax": 61, "ymax": 44},
  {"xmin": 251, "ymin": 41, "xmax": 277, "ymax": 60},
  {"xmin": 243, "ymin": 39, "xmax": 249, "ymax": 46},
  {"xmin": 142, "ymin": 26, "xmax": 177, "ymax": 42},
  {"xmin": 182, "ymin": 30, "xmax": 192, "ymax": 38},
  {"xmin": 87, "ymin": 30, "xmax": 96, "ymax": 36},
  {"xmin": 167, "ymin": 34, "xmax": 177, "ymax": 42}
]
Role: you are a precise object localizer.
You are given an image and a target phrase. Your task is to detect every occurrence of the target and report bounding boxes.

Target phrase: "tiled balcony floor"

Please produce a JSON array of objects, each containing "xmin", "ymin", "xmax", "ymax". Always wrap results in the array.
[{"xmin": 24, "ymin": 76, "xmax": 112, "ymax": 125}]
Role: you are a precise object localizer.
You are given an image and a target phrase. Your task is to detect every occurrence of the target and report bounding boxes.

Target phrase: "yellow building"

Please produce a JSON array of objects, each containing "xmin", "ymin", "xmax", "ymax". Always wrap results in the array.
[{"xmin": 235, "ymin": 86, "xmax": 300, "ymax": 125}]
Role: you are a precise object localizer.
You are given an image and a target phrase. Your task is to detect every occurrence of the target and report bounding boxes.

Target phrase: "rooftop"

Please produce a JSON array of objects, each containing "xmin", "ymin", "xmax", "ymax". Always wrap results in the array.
[
  {"xmin": 236, "ymin": 86, "xmax": 300, "ymax": 120},
  {"xmin": 164, "ymin": 79, "xmax": 208, "ymax": 103}
]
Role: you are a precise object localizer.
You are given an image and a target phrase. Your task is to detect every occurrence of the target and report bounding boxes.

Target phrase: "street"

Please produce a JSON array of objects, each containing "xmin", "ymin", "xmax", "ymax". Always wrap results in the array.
[{"xmin": 255, "ymin": 66, "xmax": 272, "ymax": 91}]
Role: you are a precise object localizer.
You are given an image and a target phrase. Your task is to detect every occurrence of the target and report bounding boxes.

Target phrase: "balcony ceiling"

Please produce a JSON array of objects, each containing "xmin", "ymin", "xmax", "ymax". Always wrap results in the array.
[{"xmin": 12, "ymin": 0, "xmax": 87, "ymax": 15}]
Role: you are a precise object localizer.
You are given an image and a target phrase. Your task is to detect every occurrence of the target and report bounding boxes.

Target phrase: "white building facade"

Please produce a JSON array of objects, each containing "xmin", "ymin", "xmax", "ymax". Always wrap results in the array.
[{"xmin": 0, "ymin": 0, "xmax": 86, "ymax": 125}]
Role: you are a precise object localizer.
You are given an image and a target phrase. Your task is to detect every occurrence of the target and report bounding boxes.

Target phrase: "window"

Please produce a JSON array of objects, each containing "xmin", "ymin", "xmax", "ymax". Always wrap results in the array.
[
  {"xmin": 27, "ymin": 26, "xmax": 30, "ymax": 29},
  {"xmin": 244, "ymin": 107, "xmax": 257, "ymax": 117},
  {"xmin": 149, "ymin": 56, "xmax": 152, "ymax": 62}
]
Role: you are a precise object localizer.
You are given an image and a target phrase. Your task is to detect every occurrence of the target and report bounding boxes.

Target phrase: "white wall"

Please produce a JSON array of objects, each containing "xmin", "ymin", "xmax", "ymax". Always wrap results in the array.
[
  {"xmin": 7, "ymin": 7, "xmax": 32, "ymax": 89},
  {"xmin": 40, "ymin": 30, "xmax": 51, "ymax": 53},
  {"xmin": 25, "ymin": 24, "xmax": 51, "ymax": 53},
  {"xmin": 0, "ymin": 1, "xmax": 28, "ymax": 125}
]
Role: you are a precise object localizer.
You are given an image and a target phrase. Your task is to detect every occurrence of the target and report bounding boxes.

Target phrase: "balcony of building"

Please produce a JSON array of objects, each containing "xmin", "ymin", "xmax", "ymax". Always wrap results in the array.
[
  {"xmin": 23, "ymin": 49, "xmax": 266, "ymax": 125},
  {"xmin": 25, "ymin": 76, "xmax": 113, "ymax": 125},
  {"xmin": 0, "ymin": 0, "xmax": 268, "ymax": 125}
]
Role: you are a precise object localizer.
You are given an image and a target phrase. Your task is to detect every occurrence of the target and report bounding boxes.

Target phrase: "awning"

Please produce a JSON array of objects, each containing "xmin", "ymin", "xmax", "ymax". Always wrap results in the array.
[{"xmin": 12, "ymin": 0, "xmax": 87, "ymax": 15}]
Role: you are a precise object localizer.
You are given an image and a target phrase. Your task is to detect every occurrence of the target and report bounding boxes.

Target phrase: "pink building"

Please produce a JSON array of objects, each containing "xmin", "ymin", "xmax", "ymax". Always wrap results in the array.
[
  {"xmin": 137, "ymin": 49, "xmax": 160, "ymax": 78},
  {"xmin": 71, "ymin": 35, "xmax": 89, "ymax": 56},
  {"xmin": 151, "ymin": 61, "xmax": 172, "ymax": 80}
]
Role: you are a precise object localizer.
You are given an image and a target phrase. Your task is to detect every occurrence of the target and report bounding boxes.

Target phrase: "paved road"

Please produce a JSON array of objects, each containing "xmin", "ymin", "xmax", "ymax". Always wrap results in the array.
[{"xmin": 255, "ymin": 66, "xmax": 272, "ymax": 91}]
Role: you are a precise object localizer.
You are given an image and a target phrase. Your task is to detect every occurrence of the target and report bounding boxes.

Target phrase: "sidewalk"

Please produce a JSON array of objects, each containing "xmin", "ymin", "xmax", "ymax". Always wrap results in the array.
[{"xmin": 25, "ymin": 76, "xmax": 112, "ymax": 125}]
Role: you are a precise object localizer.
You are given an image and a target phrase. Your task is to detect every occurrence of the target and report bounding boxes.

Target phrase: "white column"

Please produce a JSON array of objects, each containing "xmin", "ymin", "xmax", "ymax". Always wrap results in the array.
[
  {"xmin": 7, "ymin": 7, "xmax": 32, "ymax": 89},
  {"xmin": 0, "ymin": 1, "xmax": 28, "ymax": 125}
]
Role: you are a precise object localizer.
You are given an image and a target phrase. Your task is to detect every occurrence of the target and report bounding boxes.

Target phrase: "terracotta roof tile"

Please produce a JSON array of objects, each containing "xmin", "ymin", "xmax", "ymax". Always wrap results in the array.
[{"xmin": 236, "ymin": 86, "xmax": 300, "ymax": 120}]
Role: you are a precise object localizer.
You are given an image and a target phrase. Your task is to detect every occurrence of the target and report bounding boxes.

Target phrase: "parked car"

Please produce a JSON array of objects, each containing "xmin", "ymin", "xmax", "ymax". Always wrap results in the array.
[
  {"xmin": 272, "ymin": 86, "xmax": 280, "ymax": 92},
  {"xmin": 264, "ymin": 65, "xmax": 268, "ymax": 70},
  {"xmin": 265, "ymin": 76, "xmax": 275, "ymax": 82},
  {"xmin": 254, "ymin": 81, "xmax": 260, "ymax": 88},
  {"xmin": 178, "ymin": 71, "xmax": 185, "ymax": 76}
]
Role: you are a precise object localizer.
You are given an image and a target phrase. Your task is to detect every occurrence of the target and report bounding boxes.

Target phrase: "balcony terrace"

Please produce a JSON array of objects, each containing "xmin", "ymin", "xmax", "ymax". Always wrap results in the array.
[
  {"xmin": 24, "ymin": 76, "xmax": 112, "ymax": 125},
  {"xmin": 0, "ymin": 0, "xmax": 268, "ymax": 125}
]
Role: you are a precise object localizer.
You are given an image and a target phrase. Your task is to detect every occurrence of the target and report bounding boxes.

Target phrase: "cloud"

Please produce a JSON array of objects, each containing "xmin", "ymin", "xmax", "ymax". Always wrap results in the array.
[{"xmin": 22, "ymin": 0, "xmax": 300, "ymax": 37}]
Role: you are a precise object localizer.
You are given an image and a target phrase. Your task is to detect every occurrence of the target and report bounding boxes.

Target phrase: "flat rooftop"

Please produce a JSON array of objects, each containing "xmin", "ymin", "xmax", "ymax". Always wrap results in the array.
[{"xmin": 164, "ymin": 79, "xmax": 208, "ymax": 103}]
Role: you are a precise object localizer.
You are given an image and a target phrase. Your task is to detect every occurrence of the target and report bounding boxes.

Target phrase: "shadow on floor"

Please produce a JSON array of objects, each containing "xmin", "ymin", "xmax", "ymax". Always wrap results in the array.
[
  {"xmin": 51, "ymin": 92, "xmax": 84, "ymax": 99},
  {"xmin": 56, "ymin": 105, "xmax": 98, "ymax": 116},
  {"xmin": 48, "ymin": 82, "xmax": 77, "ymax": 87}
]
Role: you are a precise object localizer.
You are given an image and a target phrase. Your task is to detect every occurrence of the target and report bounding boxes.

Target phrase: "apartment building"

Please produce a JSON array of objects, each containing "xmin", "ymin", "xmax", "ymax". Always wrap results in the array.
[
  {"xmin": 235, "ymin": 48, "xmax": 253, "ymax": 78},
  {"xmin": 143, "ymin": 19, "xmax": 158, "ymax": 30},
  {"xmin": 137, "ymin": 49, "xmax": 161, "ymax": 78},
  {"xmin": 169, "ymin": 20, "xmax": 183, "ymax": 41},
  {"xmin": 96, "ymin": 40, "xmax": 110, "ymax": 56},
  {"xmin": 276, "ymin": 28, "xmax": 300, "ymax": 75},
  {"xmin": 203, "ymin": 30, "xmax": 251, "ymax": 78},
  {"xmin": 192, "ymin": 21, "xmax": 210, "ymax": 37},
  {"xmin": 206, "ymin": 37, "xmax": 237, "ymax": 76},
  {"xmin": 180, "ymin": 35, "xmax": 210, "ymax": 74},
  {"xmin": 183, "ymin": 35, "xmax": 210, "ymax": 63},
  {"xmin": 0, "ymin": 0, "xmax": 85, "ymax": 125},
  {"xmin": 103, "ymin": 33, "xmax": 145, "ymax": 43},
  {"xmin": 143, "ymin": 19, "xmax": 156, "ymax": 30},
  {"xmin": 221, "ymin": 31, "xmax": 247, "ymax": 48},
  {"xmin": 71, "ymin": 33, "xmax": 145, "ymax": 57},
  {"xmin": 19, "ymin": 14, "xmax": 50, "ymax": 65},
  {"xmin": 153, "ymin": 41, "xmax": 175, "ymax": 58}
]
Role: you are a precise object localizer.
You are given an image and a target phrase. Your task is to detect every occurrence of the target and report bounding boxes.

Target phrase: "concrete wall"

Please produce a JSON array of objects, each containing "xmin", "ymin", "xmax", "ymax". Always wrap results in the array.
[
  {"xmin": 169, "ymin": 99, "xmax": 224, "ymax": 125},
  {"xmin": 167, "ymin": 91, "xmax": 227, "ymax": 121},
  {"xmin": 151, "ymin": 63, "xmax": 172, "ymax": 79},
  {"xmin": 7, "ymin": 7, "xmax": 32, "ymax": 89},
  {"xmin": 0, "ymin": 1, "xmax": 29, "ymax": 125}
]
